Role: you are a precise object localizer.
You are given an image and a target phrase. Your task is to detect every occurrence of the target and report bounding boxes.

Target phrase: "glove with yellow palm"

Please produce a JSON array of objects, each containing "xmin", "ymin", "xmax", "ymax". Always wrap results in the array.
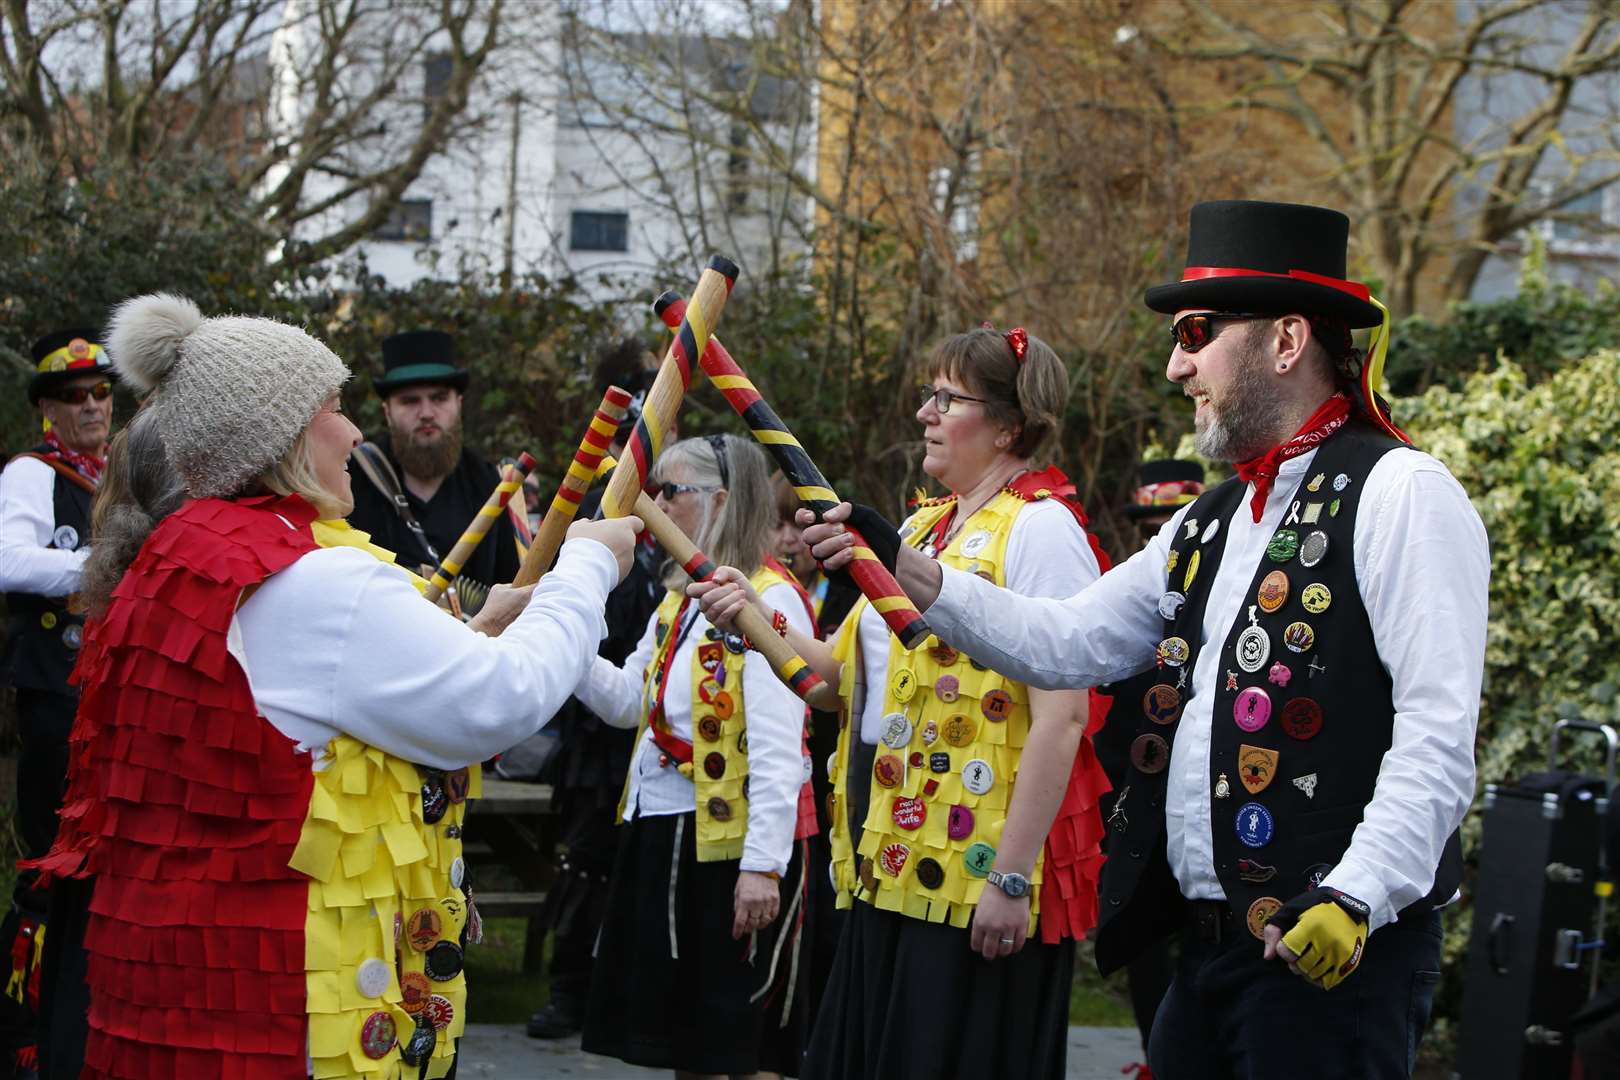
[{"xmin": 1263, "ymin": 886, "xmax": 1371, "ymax": 990}]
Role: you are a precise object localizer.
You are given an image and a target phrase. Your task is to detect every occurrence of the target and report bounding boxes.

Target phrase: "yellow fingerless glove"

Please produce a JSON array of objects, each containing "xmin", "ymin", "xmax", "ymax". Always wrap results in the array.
[{"xmin": 1270, "ymin": 887, "xmax": 1371, "ymax": 991}]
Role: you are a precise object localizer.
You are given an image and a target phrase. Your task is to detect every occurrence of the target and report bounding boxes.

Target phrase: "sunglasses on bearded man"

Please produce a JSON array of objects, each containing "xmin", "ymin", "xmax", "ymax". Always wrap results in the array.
[{"xmin": 1169, "ymin": 312, "xmax": 1272, "ymax": 354}]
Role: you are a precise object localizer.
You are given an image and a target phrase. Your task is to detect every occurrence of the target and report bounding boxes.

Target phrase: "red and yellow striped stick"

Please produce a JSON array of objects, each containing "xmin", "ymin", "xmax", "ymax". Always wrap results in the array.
[
  {"xmin": 655, "ymin": 292, "xmax": 931, "ymax": 649},
  {"xmin": 599, "ymin": 255, "xmax": 739, "ymax": 520},
  {"xmin": 620, "ymin": 465, "xmax": 838, "ymax": 712},
  {"xmin": 423, "ymin": 452, "xmax": 537, "ymax": 603},
  {"xmin": 512, "ymin": 387, "xmax": 634, "ymax": 588}
]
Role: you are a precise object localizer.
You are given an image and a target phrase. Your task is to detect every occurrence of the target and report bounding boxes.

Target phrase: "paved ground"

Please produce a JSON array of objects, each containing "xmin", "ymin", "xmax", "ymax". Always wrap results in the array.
[{"xmin": 456, "ymin": 1024, "xmax": 1147, "ymax": 1078}]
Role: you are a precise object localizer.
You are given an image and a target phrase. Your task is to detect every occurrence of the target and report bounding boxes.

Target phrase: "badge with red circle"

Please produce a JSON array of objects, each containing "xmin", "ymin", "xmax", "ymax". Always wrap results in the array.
[
  {"xmin": 873, "ymin": 754, "xmax": 903, "ymax": 788},
  {"xmin": 400, "ymin": 971, "xmax": 432, "ymax": 1014},
  {"xmin": 703, "ymin": 752, "xmax": 726, "ymax": 779},
  {"xmin": 981, "ymin": 688, "xmax": 1013, "ymax": 722},
  {"xmin": 425, "ymin": 994, "xmax": 455, "ymax": 1031},
  {"xmin": 405, "ymin": 907, "xmax": 442, "ymax": 952},
  {"xmin": 891, "ymin": 796, "xmax": 927, "ymax": 830},
  {"xmin": 879, "ymin": 842, "xmax": 911, "ymax": 876},
  {"xmin": 360, "ymin": 1011, "xmax": 398, "ymax": 1059},
  {"xmin": 1279, "ymin": 697, "xmax": 1324, "ymax": 740}
]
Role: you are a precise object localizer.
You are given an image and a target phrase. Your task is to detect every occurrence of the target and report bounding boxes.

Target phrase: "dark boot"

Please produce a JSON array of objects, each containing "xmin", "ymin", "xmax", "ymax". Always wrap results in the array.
[{"xmin": 525, "ymin": 996, "xmax": 582, "ymax": 1039}]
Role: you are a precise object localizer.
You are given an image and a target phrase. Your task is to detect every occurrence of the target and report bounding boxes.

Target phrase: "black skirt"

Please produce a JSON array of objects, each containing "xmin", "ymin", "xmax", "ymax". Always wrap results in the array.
[
  {"xmin": 582, "ymin": 812, "xmax": 810, "ymax": 1076},
  {"xmin": 802, "ymin": 900, "xmax": 1074, "ymax": 1080}
]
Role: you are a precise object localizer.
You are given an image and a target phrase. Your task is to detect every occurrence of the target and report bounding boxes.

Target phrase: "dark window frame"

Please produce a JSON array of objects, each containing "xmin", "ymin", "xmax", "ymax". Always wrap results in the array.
[{"xmin": 570, "ymin": 209, "xmax": 629, "ymax": 252}]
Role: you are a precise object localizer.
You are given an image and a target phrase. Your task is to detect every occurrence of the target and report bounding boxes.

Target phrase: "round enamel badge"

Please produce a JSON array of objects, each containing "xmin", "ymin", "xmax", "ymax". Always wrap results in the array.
[
  {"xmin": 707, "ymin": 796, "xmax": 733, "ymax": 822},
  {"xmin": 879, "ymin": 842, "xmax": 911, "ymax": 876},
  {"xmin": 1235, "ymin": 626, "xmax": 1270, "ymax": 673},
  {"xmin": 1233, "ymin": 687, "xmax": 1271, "ymax": 732},
  {"xmin": 980, "ymin": 688, "xmax": 1013, "ymax": 722},
  {"xmin": 880, "ymin": 713, "xmax": 914, "ymax": 749},
  {"xmin": 1142, "ymin": 684, "xmax": 1183, "ymax": 726},
  {"xmin": 963, "ymin": 842, "xmax": 996, "ymax": 877},
  {"xmin": 1256, "ymin": 570, "xmax": 1289, "ymax": 613},
  {"xmin": 1158, "ymin": 591, "xmax": 1187, "ymax": 621},
  {"xmin": 359, "ymin": 1011, "xmax": 397, "ymax": 1059},
  {"xmin": 947, "ymin": 804, "xmax": 976, "ymax": 840},
  {"xmin": 1157, "ymin": 637, "xmax": 1191, "ymax": 668},
  {"xmin": 873, "ymin": 754, "xmax": 903, "ymax": 788},
  {"xmin": 1234, "ymin": 802, "xmax": 1275, "ymax": 848},
  {"xmin": 401, "ymin": 972, "xmax": 432, "ymax": 1013},
  {"xmin": 1246, "ymin": 896, "xmax": 1282, "ymax": 940},
  {"xmin": 962, "ymin": 758, "xmax": 995, "ymax": 795},
  {"xmin": 891, "ymin": 796, "xmax": 927, "ymax": 830},
  {"xmin": 356, "ymin": 957, "xmax": 391, "ymax": 999}
]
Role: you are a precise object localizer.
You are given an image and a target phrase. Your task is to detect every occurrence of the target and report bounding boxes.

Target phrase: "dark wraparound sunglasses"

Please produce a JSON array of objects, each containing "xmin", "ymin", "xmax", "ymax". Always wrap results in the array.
[
  {"xmin": 48, "ymin": 381, "xmax": 113, "ymax": 404},
  {"xmin": 1170, "ymin": 312, "xmax": 1271, "ymax": 354},
  {"xmin": 659, "ymin": 481, "xmax": 717, "ymax": 500}
]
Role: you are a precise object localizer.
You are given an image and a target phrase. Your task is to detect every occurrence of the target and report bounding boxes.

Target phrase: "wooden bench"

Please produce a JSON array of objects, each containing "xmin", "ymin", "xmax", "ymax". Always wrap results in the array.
[{"xmin": 465, "ymin": 776, "xmax": 557, "ymax": 972}]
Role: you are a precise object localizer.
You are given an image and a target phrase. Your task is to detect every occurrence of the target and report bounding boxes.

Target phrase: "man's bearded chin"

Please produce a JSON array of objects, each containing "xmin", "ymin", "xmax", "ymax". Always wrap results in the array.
[
  {"xmin": 391, "ymin": 416, "xmax": 463, "ymax": 479},
  {"xmin": 1193, "ymin": 347, "xmax": 1281, "ymax": 464}
]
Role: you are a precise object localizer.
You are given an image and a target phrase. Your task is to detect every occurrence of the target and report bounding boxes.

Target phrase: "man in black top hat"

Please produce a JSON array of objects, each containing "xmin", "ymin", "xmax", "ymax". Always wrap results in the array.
[
  {"xmin": 346, "ymin": 330, "xmax": 519, "ymax": 612},
  {"xmin": 809, "ymin": 201, "xmax": 1490, "ymax": 1078},
  {"xmin": 0, "ymin": 327, "xmax": 117, "ymax": 1075}
]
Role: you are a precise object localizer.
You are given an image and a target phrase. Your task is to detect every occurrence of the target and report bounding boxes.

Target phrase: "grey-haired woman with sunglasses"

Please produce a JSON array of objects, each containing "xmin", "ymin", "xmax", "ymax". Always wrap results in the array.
[{"xmin": 573, "ymin": 433, "xmax": 819, "ymax": 1078}]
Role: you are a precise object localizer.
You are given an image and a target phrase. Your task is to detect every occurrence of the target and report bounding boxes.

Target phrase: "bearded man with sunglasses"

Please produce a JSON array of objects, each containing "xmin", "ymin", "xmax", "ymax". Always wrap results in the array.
[
  {"xmin": 805, "ymin": 201, "xmax": 1489, "ymax": 1079},
  {"xmin": 0, "ymin": 327, "xmax": 116, "ymax": 1074}
]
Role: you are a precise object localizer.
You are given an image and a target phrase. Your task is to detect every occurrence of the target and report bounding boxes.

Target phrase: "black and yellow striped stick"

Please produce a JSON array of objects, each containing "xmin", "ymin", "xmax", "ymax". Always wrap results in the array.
[{"xmin": 423, "ymin": 452, "xmax": 537, "ymax": 604}]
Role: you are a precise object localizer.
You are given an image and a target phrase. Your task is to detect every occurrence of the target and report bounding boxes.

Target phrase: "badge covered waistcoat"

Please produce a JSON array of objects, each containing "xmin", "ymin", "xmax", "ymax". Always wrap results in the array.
[
  {"xmin": 1094, "ymin": 426, "xmax": 1461, "ymax": 970},
  {"xmin": 3, "ymin": 448, "xmax": 92, "ymax": 693},
  {"xmin": 49, "ymin": 499, "xmax": 471, "ymax": 1080},
  {"xmin": 835, "ymin": 484, "xmax": 1058, "ymax": 935},
  {"xmin": 620, "ymin": 563, "xmax": 803, "ymax": 862}
]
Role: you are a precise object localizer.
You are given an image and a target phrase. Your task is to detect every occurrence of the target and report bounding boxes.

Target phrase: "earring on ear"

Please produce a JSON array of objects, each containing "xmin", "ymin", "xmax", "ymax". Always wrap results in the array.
[{"xmin": 1278, "ymin": 363, "xmax": 1291, "ymax": 373}]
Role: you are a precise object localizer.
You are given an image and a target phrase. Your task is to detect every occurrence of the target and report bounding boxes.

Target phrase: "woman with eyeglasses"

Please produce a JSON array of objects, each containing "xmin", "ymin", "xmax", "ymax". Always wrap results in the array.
[
  {"xmin": 691, "ymin": 326, "xmax": 1114, "ymax": 1080},
  {"xmin": 575, "ymin": 433, "xmax": 818, "ymax": 1079}
]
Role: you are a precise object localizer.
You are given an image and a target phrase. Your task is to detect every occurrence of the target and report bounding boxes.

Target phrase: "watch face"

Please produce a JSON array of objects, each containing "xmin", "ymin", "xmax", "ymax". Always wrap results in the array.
[{"xmin": 993, "ymin": 871, "xmax": 1030, "ymax": 898}]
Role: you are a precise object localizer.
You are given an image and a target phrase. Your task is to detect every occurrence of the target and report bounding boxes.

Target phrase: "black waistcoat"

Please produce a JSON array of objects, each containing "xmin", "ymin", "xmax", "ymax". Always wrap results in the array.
[
  {"xmin": 1093, "ymin": 425, "xmax": 1462, "ymax": 974},
  {"xmin": 4, "ymin": 449, "xmax": 93, "ymax": 695}
]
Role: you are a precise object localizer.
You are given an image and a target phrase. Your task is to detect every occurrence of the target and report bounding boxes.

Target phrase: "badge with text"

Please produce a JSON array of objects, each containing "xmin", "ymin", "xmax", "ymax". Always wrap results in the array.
[
  {"xmin": 1233, "ymin": 687, "xmax": 1271, "ymax": 732},
  {"xmin": 1143, "ymin": 684, "xmax": 1183, "ymax": 726},
  {"xmin": 1235, "ymin": 801, "xmax": 1275, "ymax": 848},
  {"xmin": 1238, "ymin": 744, "xmax": 1279, "ymax": 794},
  {"xmin": 948, "ymin": 804, "xmax": 976, "ymax": 840},
  {"xmin": 1246, "ymin": 896, "xmax": 1283, "ymax": 940},
  {"xmin": 891, "ymin": 796, "xmax": 927, "ymax": 830},
  {"xmin": 1300, "ymin": 582, "xmax": 1332, "ymax": 614},
  {"xmin": 879, "ymin": 842, "xmax": 911, "ymax": 876},
  {"xmin": 1280, "ymin": 697, "xmax": 1324, "ymax": 740},
  {"xmin": 1256, "ymin": 570, "xmax": 1289, "ymax": 613}
]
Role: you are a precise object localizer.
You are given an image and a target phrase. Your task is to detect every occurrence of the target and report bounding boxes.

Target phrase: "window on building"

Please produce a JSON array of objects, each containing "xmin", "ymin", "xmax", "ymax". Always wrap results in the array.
[
  {"xmin": 727, "ymin": 123, "xmax": 750, "ymax": 212},
  {"xmin": 373, "ymin": 199, "xmax": 433, "ymax": 242},
  {"xmin": 570, "ymin": 210, "xmax": 629, "ymax": 252},
  {"xmin": 424, "ymin": 51, "xmax": 452, "ymax": 121}
]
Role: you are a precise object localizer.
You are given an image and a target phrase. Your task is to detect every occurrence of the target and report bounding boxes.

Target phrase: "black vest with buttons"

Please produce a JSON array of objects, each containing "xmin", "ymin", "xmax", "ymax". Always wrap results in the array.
[
  {"xmin": 1093, "ymin": 425, "xmax": 1462, "ymax": 974},
  {"xmin": 3, "ymin": 448, "xmax": 92, "ymax": 695}
]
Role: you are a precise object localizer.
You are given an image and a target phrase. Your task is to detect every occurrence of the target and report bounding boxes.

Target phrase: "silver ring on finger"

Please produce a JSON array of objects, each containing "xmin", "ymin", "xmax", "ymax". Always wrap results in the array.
[{"xmin": 998, "ymin": 937, "xmax": 1015, "ymax": 945}]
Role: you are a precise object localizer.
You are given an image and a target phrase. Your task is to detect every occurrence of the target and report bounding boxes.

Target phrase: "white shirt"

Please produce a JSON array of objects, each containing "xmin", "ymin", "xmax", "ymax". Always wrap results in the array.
[
  {"xmin": 575, "ymin": 580, "xmax": 813, "ymax": 876},
  {"xmin": 853, "ymin": 497, "xmax": 1103, "ymax": 745},
  {"xmin": 924, "ymin": 447, "xmax": 1489, "ymax": 931},
  {"xmin": 0, "ymin": 456, "xmax": 89, "ymax": 596},
  {"xmin": 230, "ymin": 536, "xmax": 619, "ymax": 772}
]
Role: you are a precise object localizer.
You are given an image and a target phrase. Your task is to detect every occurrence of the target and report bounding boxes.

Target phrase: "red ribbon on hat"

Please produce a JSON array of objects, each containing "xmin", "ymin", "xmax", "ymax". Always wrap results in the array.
[{"xmin": 1181, "ymin": 266, "xmax": 1372, "ymax": 303}]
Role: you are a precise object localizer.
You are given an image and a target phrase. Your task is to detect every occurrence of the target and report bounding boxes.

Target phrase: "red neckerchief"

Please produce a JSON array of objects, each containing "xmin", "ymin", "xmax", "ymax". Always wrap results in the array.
[
  {"xmin": 1233, "ymin": 393, "xmax": 1351, "ymax": 523},
  {"xmin": 41, "ymin": 430, "xmax": 106, "ymax": 486}
]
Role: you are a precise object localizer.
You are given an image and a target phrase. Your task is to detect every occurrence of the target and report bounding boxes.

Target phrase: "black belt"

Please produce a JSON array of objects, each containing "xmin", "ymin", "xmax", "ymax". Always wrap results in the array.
[{"xmin": 1184, "ymin": 899, "xmax": 1241, "ymax": 944}]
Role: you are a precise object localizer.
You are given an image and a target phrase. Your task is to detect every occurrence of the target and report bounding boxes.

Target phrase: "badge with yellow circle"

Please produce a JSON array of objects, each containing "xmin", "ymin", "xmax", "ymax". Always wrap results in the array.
[
  {"xmin": 942, "ymin": 713, "xmax": 977, "ymax": 747},
  {"xmin": 1300, "ymin": 582, "xmax": 1332, "ymax": 614},
  {"xmin": 890, "ymin": 667, "xmax": 917, "ymax": 704},
  {"xmin": 1183, "ymin": 548, "xmax": 1202, "ymax": 591},
  {"xmin": 1247, "ymin": 896, "xmax": 1283, "ymax": 940}
]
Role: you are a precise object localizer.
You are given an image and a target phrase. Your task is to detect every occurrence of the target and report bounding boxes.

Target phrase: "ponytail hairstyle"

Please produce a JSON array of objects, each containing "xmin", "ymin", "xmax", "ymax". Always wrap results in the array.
[
  {"xmin": 924, "ymin": 325, "xmax": 1070, "ymax": 461},
  {"xmin": 652, "ymin": 434, "xmax": 775, "ymax": 590},
  {"xmin": 82, "ymin": 408, "xmax": 188, "ymax": 617}
]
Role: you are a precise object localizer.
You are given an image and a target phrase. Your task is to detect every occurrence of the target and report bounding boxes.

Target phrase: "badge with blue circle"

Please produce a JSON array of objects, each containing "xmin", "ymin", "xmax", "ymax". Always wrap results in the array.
[
  {"xmin": 52, "ymin": 525, "xmax": 79, "ymax": 550},
  {"xmin": 1234, "ymin": 801, "xmax": 1275, "ymax": 848}
]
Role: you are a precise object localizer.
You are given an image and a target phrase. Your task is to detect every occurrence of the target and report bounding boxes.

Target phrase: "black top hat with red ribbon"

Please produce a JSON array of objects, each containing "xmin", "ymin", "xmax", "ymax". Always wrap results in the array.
[
  {"xmin": 29, "ymin": 328, "xmax": 116, "ymax": 405},
  {"xmin": 1144, "ymin": 201, "xmax": 1381, "ymax": 329}
]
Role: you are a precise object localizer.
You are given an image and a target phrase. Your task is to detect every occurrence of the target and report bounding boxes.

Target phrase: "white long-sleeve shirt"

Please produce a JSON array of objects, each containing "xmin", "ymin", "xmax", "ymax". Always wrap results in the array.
[
  {"xmin": 0, "ymin": 456, "xmax": 89, "ymax": 597},
  {"xmin": 852, "ymin": 497, "xmax": 1104, "ymax": 746},
  {"xmin": 575, "ymin": 580, "xmax": 813, "ymax": 876},
  {"xmin": 924, "ymin": 447, "xmax": 1489, "ymax": 931},
  {"xmin": 229, "ymin": 536, "xmax": 619, "ymax": 771}
]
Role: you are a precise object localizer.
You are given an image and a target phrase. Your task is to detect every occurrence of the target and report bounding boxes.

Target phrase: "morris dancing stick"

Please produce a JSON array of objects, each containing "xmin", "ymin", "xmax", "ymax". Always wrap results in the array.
[
  {"xmin": 618, "ymin": 461, "xmax": 839, "ymax": 713},
  {"xmin": 511, "ymin": 386, "xmax": 633, "ymax": 588},
  {"xmin": 599, "ymin": 255, "xmax": 739, "ymax": 519},
  {"xmin": 422, "ymin": 452, "xmax": 538, "ymax": 604},
  {"xmin": 656, "ymin": 292, "xmax": 932, "ymax": 649}
]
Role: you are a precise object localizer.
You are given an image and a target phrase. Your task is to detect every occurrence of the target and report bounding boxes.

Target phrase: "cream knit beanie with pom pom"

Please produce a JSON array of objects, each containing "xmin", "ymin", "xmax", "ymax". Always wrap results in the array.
[{"xmin": 105, "ymin": 294, "xmax": 349, "ymax": 499}]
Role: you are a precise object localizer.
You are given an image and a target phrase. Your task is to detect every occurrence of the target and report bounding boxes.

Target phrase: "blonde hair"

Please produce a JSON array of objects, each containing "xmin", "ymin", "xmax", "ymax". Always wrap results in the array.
[
  {"xmin": 653, "ymin": 434, "xmax": 774, "ymax": 590},
  {"xmin": 260, "ymin": 427, "xmax": 348, "ymax": 519}
]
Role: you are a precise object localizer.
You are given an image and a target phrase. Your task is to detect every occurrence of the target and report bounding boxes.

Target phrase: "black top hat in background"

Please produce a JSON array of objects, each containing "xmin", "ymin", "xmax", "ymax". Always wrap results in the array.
[
  {"xmin": 29, "ymin": 327, "xmax": 116, "ymax": 405},
  {"xmin": 374, "ymin": 330, "xmax": 470, "ymax": 395},
  {"xmin": 1143, "ymin": 201, "xmax": 1381, "ymax": 329},
  {"xmin": 1125, "ymin": 459, "xmax": 1206, "ymax": 519}
]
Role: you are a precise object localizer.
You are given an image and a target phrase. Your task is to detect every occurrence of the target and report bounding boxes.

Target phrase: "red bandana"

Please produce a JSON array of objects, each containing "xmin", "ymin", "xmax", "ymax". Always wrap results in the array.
[
  {"xmin": 1233, "ymin": 393, "xmax": 1351, "ymax": 523},
  {"xmin": 42, "ymin": 430, "xmax": 106, "ymax": 487}
]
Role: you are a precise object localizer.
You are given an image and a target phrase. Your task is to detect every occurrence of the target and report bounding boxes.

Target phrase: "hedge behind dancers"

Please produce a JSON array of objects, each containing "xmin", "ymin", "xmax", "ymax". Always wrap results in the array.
[
  {"xmin": 34, "ymin": 294, "xmax": 641, "ymax": 1080},
  {"xmin": 574, "ymin": 434, "xmax": 816, "ymax": 1079}
]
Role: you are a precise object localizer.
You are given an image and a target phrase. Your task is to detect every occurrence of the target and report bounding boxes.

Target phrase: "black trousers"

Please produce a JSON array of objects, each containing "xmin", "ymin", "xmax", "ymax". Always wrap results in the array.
[
  {"xmin": 13, "ymin": 689, "xmax": 75, "ymax": 863},
  {"xmin": 1149, "ymin": 908, "xmax": 1443, "ymax": 1080}
]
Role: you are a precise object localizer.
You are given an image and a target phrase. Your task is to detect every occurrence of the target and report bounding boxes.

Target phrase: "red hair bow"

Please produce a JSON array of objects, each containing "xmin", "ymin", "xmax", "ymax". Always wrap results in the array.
[{"xmin": 980, "ymin": 322, "xmax": 1029, "ymax": 364}]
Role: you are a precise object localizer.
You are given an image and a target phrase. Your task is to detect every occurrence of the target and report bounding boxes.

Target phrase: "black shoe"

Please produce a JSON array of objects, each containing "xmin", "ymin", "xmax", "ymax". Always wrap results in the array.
[{"xmin": 525, "ymin": 1001, "xmax": 582, "ymax": 1039}]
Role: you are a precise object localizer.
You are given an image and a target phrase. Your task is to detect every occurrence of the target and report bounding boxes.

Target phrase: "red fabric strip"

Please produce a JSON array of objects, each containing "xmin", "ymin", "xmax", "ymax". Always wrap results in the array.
[{"xmin": 1181, "ymin": 265, "xmax": 1372, "ymax": 302}]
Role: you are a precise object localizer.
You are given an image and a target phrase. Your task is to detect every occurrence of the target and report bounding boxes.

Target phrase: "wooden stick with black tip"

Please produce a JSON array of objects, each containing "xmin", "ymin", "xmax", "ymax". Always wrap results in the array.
[
  {"xmin": 621, "ymin": 472, "xmax": 839, "ymax": 713},
  {"xmin": 656, "ymin": 291, "xmax": 932, "ymax": 648},
  {"xmin": 598, "ymin": 256, "xmax": 739, "ymax": 520},
  {"xmin": 511, "ymin": 387, "xmax": 633, "ymax": 588},
  {"xmin": 422, "ymin": 452, "xmax": 538, "ymax": 603}
]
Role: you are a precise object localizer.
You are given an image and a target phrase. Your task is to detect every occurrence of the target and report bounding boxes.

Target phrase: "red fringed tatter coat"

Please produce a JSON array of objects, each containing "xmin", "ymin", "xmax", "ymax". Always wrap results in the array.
[{"xmin": 40, "ymin": 495, "xmax": 322, "ymax": 1078}]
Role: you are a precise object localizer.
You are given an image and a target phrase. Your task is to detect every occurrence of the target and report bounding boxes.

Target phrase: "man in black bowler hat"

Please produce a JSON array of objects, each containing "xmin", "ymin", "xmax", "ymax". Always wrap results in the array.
[
  {"xmin": 346, "ymin": 330, "xmax": 520, "ymax": 612},
  {"xmin": 0, "ymin": 326, "xmax": 117, "ymax": 1077},
  {"xmin": 806, "ymin": 201, "xmax": 1490, "ymax": 1078}
]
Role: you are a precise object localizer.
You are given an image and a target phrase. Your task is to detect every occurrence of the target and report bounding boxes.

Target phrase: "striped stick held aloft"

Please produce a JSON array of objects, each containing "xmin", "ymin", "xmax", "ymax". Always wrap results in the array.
[
  {"xmin": 599, "ymin": 255, "xmax": 739, "ymax": 520},
  {"xmin": 423, "ymin": 452, "xmax": 538, "ymax": 604},
  {"xmin": 655, "ymin": 292, "xmax": 932, "ymax": 649},
  {"xmin": 511, "ymin": 386, "xmax": 633, "ymax": 588}
]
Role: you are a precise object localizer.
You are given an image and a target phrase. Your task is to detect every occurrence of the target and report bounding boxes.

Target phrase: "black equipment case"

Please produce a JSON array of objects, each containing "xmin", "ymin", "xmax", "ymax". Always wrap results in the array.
[{"xmin": 1457, "ymin": 720, "xmax": 1616, "ymax": 1080}]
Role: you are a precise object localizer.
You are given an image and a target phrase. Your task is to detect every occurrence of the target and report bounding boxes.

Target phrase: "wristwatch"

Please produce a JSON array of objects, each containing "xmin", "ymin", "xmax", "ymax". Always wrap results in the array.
[{"xmin": 986, "ymin": 869, "xmax": 1031, "ymax": 898}]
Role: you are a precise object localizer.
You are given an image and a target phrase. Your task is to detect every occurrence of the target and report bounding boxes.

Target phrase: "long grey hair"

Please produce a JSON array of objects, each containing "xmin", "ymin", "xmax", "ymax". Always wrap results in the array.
[{"xmin": 652, "ymin": 434, "xmax": 774, "ymax": 591}]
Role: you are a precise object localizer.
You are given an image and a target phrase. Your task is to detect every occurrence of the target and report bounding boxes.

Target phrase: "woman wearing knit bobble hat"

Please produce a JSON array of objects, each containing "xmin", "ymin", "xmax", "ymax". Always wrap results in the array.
[{"xmin": 33, "ymin": 294, "xmax": 642, "ymax": 1080}]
